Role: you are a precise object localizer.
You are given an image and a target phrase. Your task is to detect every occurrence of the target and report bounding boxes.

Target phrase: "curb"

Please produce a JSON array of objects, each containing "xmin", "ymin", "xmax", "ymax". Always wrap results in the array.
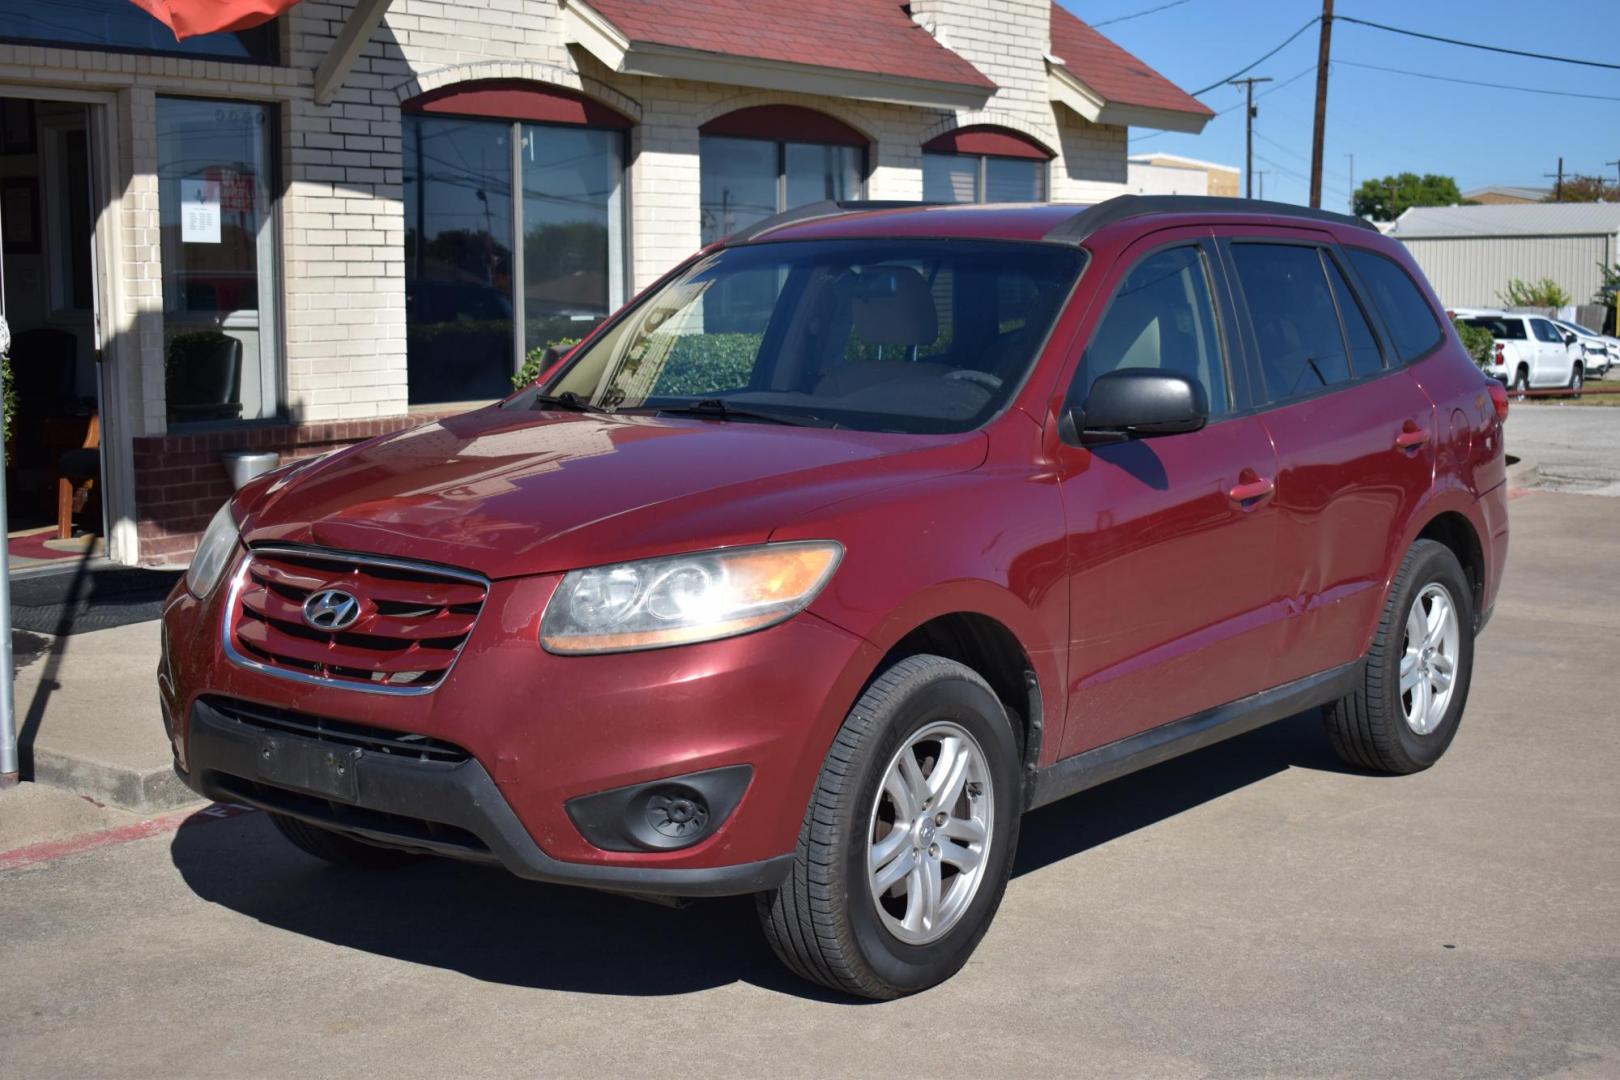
[
  {"xmin": 1505, "ymin": 455, "xmax": 1539, "ymax": 489},
  {"xmin": 28, "ymin": 748, "xmax": 198, "ymax": 814}
]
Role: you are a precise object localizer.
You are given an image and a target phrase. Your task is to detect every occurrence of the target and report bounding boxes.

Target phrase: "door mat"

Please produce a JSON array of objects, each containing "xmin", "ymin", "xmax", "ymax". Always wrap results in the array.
[{"xmin": 9, "ymin": 564, "xmax": 184, "ymax": 635}]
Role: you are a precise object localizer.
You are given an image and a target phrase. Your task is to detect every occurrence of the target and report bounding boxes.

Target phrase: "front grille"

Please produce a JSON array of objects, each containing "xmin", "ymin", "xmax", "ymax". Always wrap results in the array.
[
  {"xmin": 225, "ymin": 546, "xmax": 487, "ymax": 694},
  {"xmin": 206, "ymin": 696, "xmax": 472, "ymax": 764}
]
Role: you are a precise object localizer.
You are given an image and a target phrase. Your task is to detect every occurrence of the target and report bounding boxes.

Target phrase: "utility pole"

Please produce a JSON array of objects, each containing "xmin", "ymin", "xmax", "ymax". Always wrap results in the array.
[
  {"xmin": 1346, "ymin": 152, "xmax": 1355, "ymax": 213},
  {"xmin": 1229, "ymin": 76, "xmax": 1273, "ymax": 199},
  {"xmin": 1606, "ymin": 158, "xmax": 1619, "ymax": 192},
  {"xmin": 1309, "ymin": 0, "xmax": 1334, "ymax": 209},
  {"xmin": 1255, "ymin": 171, "xmax": 1269, "ymax": 200},
  {"xmin": 1545, "ymin": 157, "xmax": 1564, "ymax": 201}
]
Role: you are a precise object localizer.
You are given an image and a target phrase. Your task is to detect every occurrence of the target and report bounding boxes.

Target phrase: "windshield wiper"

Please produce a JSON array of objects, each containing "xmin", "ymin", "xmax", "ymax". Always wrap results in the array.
[
  {"xmin": 531, "ymin": 391, "xmax": 606, "ymax": 414},
  {"xmin": 634, "ymin": 399, "xmax": 826, "ymax": 427}
]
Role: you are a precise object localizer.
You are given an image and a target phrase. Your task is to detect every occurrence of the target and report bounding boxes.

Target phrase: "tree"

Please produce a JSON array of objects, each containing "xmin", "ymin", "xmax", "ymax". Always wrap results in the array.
[
  {"xmin": 1352, "ymin": 173, "xmax": 1466, "ymax": 222},
  {"xmin": 1545, "ymin": 176, "xmax": 1620, "ymax": 203},
  {"xmin": 1595, "ymin": 262, "xmax": 1619, "ymax": 334},
  {"xmin": 1497, "ymin": 277, "xmax": 1571, "ymax": 309}
]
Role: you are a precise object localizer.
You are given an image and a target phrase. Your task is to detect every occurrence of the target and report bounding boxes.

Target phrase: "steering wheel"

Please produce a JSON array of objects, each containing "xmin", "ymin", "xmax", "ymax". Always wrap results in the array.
[{"xmin": 944, "ymin": 369, "xmax": 1003, "ymax": 391}]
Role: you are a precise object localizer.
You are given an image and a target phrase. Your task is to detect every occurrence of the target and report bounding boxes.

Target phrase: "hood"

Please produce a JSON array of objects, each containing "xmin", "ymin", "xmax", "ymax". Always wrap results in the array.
[{"xmin": 239, "ymin": 406, "xmax": 987, "ymax": 579}]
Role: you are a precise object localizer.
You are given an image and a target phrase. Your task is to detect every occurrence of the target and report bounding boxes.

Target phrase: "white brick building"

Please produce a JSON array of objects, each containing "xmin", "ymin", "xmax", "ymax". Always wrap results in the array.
[{"xmin": 0, "ymin": 0, "xmax": 1209, "ymax": 564}]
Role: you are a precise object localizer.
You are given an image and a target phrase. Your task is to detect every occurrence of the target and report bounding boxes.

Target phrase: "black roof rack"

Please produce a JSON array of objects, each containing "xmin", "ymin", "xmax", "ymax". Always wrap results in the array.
[
  {"xmin": 723, "ymin": 200, "xmax": 942, "ymax": 244},
  {"xmin": 1043, "ymin": 194, "xmax": 1376, "ymax": 244}
]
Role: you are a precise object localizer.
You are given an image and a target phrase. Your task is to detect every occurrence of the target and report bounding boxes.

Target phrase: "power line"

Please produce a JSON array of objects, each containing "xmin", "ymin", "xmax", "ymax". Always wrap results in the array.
[
  {"xmin": 1191, "ymin": 16, "xmax": 1321, "ymax": 95},
  {"xmin": 1334, "ymin": 59, "xmax": 1620, "ymax": 103},
  {"xmin": 1092, "ymin": 0, "xmax": 1196, "ymax": 29},
  {"xmin": 1256, "ymin": 130, "xmax": 1311, "ymax": 166},
  {"xmin": 1129, "ymin": 63, "xmax": 1316, "ymax": 144},
  {"xmin": 1335, "ymin": 15, "xmax": 1620, "ymax": 71}
]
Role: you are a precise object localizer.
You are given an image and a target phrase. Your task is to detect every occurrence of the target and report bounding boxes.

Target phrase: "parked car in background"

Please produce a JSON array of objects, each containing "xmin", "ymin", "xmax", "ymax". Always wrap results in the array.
[
  {"xmin": 1550, "ymin": 318, "xmax": 1617, "ymax": 377},
  {"xmin": 162, "ymin": 197, "xmax": 1509, "ymax": 999},
  {"xmin": 1455, "ymin": 309, "xmax": 1584, "ymax": 395}
]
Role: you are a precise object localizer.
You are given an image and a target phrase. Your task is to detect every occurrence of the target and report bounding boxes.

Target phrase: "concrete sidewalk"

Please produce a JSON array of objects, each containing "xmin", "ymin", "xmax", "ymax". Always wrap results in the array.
[{"xmin": 11, "ymin": 620, "xmax": 194, "ymax": 813}]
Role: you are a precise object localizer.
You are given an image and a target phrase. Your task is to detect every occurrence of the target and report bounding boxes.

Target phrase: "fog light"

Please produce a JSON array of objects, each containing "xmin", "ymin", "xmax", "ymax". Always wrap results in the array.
[
  {"xmin": 566, "ymin": 765, "xmax": 752, "ymax": 852},
  {"xmin": 646, "ymin": 788, "xmax": 709, "ymax": 841}
]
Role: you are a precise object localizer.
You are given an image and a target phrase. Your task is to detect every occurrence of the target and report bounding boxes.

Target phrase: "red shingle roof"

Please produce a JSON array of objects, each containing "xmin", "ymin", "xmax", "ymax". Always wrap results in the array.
[
  {"xmin": 1049, "ymin": 5, "xmax": 1212, "ymax": 117},
  {"xmin": 578, "ymin": 0, "xmax": 996, "ymax": 90}
]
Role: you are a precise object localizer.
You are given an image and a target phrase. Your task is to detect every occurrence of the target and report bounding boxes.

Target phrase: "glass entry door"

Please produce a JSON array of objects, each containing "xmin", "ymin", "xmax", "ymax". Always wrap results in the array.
[
  {"xmin": 156, "ymin": 97, "xmax": 280, "ymax": 426},
  {"xmin": 0, "ymin": 95, "xmax": 106, "ymax": 551}
]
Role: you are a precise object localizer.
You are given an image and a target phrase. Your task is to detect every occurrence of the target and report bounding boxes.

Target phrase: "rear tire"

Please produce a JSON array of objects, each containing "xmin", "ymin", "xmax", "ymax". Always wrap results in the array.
[
  {"xmin": 1324, "ymin": 540, "xmax": 1474, "ymax": 774},
  {"xmin": 1512, "ymin": 367, "xmax": 1530, "ymax": 401},
  {"xmin": 756, "ymin": 654, "xmax": 1022, "ymax": 999},
  {"xmin": 269, "ymin": 812, "xmax": 421, "ymax": 868}
]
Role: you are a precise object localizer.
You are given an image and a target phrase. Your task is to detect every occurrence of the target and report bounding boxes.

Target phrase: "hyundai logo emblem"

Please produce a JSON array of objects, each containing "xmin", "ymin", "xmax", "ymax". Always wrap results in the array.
[{"xmin": 302, "ymin": 589, "xmax": 362, "ymax": 632}]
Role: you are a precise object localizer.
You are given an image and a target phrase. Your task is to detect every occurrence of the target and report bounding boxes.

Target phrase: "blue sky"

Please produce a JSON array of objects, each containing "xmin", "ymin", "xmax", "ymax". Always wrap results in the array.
[{"xmin": 1066, "ymin": 0, "xmax": 1620, "ymax": 208}]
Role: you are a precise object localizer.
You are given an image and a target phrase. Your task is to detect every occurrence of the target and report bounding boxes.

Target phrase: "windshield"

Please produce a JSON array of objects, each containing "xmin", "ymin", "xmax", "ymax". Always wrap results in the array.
[{"xmin": 531, "ymin": 239, "xmax": 1085, "ymax": 434}]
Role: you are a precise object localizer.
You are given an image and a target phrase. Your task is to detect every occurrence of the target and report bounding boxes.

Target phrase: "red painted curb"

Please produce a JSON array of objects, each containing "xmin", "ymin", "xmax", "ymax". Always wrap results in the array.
[{"xmin": 0, "ymin": 802, "xmax": 257, "ymax": 872}]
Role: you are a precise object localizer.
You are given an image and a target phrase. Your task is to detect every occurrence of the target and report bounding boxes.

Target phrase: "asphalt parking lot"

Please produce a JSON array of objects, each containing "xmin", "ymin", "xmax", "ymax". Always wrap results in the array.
[
  {"xmin": 1506, "ymin": 403, "xmax": 1620, "ymax": 495},
  {"xmin": 3, "ymin": 488, "xmax": 1617, "ymax": 1079}
]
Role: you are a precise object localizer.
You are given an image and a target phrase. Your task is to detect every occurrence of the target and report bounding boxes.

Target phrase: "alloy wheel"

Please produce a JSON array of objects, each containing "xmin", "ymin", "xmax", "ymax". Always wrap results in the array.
[
  {"xmin": 867, "ymin": 722, "xmax": 995, "ymax": 945},
  {"xmin": 1400, "ymin": 582, "xmax": 1461, "ymax": 735}
]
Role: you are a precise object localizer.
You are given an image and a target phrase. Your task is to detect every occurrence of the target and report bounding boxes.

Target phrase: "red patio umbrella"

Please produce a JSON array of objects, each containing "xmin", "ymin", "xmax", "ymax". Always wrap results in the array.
[{"xmin": 128, "ymin": 0, "xmax": 303, "ymax": 40}]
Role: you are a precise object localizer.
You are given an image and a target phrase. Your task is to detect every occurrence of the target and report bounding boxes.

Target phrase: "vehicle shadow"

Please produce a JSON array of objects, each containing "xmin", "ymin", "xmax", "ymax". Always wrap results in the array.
[{"xmin": 170, "ymin": 708, "xmax": 1354, "ymax": 1001}]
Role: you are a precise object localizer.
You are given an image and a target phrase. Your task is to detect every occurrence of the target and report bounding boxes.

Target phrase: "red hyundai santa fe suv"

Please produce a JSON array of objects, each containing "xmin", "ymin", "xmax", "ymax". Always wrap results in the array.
[{"xmin": 160, "ymin": 197, "xmax": 1510, "ymax": 999}]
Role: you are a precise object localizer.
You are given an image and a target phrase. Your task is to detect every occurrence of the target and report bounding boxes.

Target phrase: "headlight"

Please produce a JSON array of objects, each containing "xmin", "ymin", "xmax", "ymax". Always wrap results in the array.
[
  {"xmin": 540, "ymin": 541, "xmax": 843, "ymax": 655},
  {"xmin": 185, "ymin": 502, "xmax": 241, "ymax": 599}
]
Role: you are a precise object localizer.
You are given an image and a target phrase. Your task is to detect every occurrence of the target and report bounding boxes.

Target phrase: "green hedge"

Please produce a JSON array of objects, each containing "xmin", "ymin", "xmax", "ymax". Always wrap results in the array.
[{"xmin": 1452, "ymin": 318, "xmax": 1494, "ymax": 368}]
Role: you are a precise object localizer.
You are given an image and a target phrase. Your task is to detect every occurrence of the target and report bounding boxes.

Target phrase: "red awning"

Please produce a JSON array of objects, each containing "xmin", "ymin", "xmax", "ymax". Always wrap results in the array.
[{"xmin": 129, "ymin": 0, "xmax": 301, "ymax": 40}]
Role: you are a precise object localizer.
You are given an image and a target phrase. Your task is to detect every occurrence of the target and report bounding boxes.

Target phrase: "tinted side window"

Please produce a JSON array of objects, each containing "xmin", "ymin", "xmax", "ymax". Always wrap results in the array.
[
  {"xmin": 1231, "ymin": 243, "xmax": 1351, "ymax": 401},
  {"xmin": 1463, "ymin": 316, "xmax": 1526, "ymax": 341},
  {"xmin": 1344, "ymin": 248, "xmax": 1444, "ymax": 361},
  {"xmin": 1324, "ymin": 256, "xmax": 1384, "ymax": 377},
  {"xmin": 1531, "ymin": 319, "xmax": 1561, "ymax": 343},
  {"xmin": 1072, "ymin": 245, "xmax": 1228, "ymax": 416}
]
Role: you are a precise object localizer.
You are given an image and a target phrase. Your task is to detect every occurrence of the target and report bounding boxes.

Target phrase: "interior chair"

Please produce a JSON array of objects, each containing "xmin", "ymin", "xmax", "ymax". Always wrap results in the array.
[
  {"xmin": 165, "ymin": 331, "xmax": 244, "ymax": 423},
  {"xmin": 814, "ymin": 267, "xmax": 949, "ymax": 397},
  {"xmin": 56, "ymin": 412, "xmax": 100, "ymax": 540}
]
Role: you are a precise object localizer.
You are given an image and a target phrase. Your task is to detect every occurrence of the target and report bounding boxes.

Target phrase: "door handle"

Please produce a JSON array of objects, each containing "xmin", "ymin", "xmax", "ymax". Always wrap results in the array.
[
  {"xmin": 1395, "ymin": 426, "xmax": 1431, "ymax": 450},
  {"xmin": 1228, "ymin": 477, "xmax": 1275, "ymax": 507}
]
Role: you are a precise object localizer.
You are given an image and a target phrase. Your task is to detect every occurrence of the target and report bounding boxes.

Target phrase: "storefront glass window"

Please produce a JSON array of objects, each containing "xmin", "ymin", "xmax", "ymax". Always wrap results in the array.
[
  {"xmin": 924, "ymin": 153, "xmax": 1047, "ymax": 204},
  {"xmin": 521, "ymin": 124, "xmax": 621, "ymax": 361},
  {"xmin": 404, "ymin": 113, "xmax": 624, "ymax": 405},
  {"xmin": 157, "ymin": 97, "xmax": 280, "ymax": 426},
  {"xmin": 404, "ymin": 117, "xmax": 515, "ymax": 406},
  {"xmin": 700, "ymin": 136, "xmax": 863, "ymax": 245}
]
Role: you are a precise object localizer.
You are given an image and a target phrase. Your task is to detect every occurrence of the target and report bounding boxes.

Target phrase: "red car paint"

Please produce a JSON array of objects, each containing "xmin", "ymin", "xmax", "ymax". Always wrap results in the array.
[{"xmin": 160, "ymin": 201, "xmax": 1506, "ymax": 879}]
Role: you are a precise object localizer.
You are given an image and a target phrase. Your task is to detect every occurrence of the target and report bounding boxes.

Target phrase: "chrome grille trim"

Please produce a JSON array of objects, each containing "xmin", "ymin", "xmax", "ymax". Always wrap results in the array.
[{"xmin": 220, "ymin": 544, "xmax": 490, "ymax": 697}]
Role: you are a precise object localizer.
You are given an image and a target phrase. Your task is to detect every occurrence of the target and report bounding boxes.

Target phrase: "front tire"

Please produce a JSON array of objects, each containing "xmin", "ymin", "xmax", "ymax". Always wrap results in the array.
[
  {"xmin": 757, "ymin": 655, "xmax": 1022, "ymax": 999},
  {"xmin": 1324, "ymin": 540, "xmax": 1474, "ymax": 774},
  {"xmin": 1569, "ymin": 363, "xmax": 1583, "ymax": 398}
]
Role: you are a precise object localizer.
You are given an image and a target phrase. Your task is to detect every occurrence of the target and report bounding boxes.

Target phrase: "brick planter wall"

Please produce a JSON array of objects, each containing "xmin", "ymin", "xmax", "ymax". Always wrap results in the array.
[{"xmin": 132, "ymin": 413, "xmax": 455, "ymax": 565}]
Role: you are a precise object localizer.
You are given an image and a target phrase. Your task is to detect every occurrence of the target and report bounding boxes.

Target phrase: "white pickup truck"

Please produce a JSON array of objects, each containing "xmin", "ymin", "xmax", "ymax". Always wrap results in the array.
[{"xmin": 1455, "ymin": 308, "xmax": 1585, "ymax": 396}]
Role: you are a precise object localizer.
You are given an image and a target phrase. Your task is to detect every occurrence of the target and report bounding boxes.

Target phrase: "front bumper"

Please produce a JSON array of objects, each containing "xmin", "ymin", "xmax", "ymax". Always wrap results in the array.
[
  {"xmin": 161, "ymin": 547, "xmax": 884, "ymax": 891},
  {"xmin": 177, "ymin": 699, "xmax": 791, "ymax": 896}
]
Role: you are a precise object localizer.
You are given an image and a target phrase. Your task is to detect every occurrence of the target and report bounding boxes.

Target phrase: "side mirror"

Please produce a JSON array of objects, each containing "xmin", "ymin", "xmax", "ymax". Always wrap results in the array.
[
  {"xmin": 1064, "ymin": 369, "xmax": 1208, "ymax": 445},
  {"xmin": 1561, "ymin": 331, "xmax": 1578, "ymax": 345}
]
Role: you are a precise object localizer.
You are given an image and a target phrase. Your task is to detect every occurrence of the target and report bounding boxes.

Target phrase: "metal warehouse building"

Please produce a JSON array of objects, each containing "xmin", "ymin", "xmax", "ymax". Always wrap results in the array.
[{"xmin": 1385, "ymin": 203, "xmax": 1620, "ymax": 310}]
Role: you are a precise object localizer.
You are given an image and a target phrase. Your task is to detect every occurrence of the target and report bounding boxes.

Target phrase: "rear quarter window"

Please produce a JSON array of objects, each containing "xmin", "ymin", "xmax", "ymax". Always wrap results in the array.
[
  {"xmin": 1463, "ymin": 316, "xmax": 1526, "ymax": 341},
  {"xmin": 1345, "ymin": 248, "xmax": 1444, "ymax": 362}
]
